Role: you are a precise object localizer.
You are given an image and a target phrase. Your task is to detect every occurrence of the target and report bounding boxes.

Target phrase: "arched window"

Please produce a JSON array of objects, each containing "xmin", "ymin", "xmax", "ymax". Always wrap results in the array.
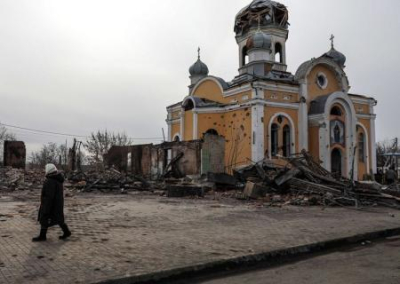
[
  {"xmin": 358, "ymin": 133, "xmax": 365, "ymax": 162},
  {"xmin": 242, "ymin": 46, "xmax": 249, "ymax": 66},
  {"xmin": 271, "ymin": 124, "xmax": 279, "ymax": 157},
  {"xmin": 173, "ymin": 135, "xmax": 180, "ymax": 142},
  {"xmin": 205, "ymin": 129, "xmax": 218, "ymax": 136},
  {"xmin": 183, "ymin": 99, "xmax": 194, "ymax": 111},
  {"xmin": 330, "ymin": 106, "xmax": 342, "ymax": 116},
  {"xmin": 282, "ymin": 125, "xmax": 291, "ymax": 157},
  {"xmin": 275, "ymin": 43, "xmax": 282, "ymax": 63}
]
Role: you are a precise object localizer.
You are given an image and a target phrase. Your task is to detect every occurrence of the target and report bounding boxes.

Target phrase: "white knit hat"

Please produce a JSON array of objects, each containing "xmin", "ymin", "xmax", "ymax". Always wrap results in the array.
[{"xmin": 45, "ymin": 164, "xmax": 58, "ymax": 175}]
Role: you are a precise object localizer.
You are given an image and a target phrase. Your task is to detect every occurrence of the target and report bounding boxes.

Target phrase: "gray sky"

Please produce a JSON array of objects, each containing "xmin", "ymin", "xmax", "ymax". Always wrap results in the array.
[{"xmin": 0, "ymin": 0, "xmax": 399, "ymax": 156}]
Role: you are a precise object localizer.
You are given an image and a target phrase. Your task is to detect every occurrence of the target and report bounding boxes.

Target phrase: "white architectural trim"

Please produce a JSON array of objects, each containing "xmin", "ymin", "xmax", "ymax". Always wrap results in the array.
[
  {"xmin": 168, "ymin": 105, "xmax": 182, "ymax": 112},
  {"xmin": 357, "ymin": 122, "xmax": 370, "ymax": 175},
  {"xmin": 298, "ymin": 83, "xmax": 308, "ymax": 151},
  {"xmin": 193, "ymin": 99, "xmax": 299, "ymax": 114},
  {"xmin": 193, "ymin": 112, "xmax": 198, "ymax": 139},
  {"xmin": 180, "ymin": 107, "xmax": 185, "ymax": 140},
  {"xmin": 370, "ymin": 116, "xmax": 377, "ymax": 174},
  {"xmin": 357, "ymin": 114, "xmax": 377, "ymax": 120},
  {"xmin": 223, "ymin": 84, "xmax": 252, "ymax": 97},
  {"xmin": 251, "ymin": 102, "xmax": 265, "ymax": 162},
  {"xmin": 323, "ymin": 92, "xmax": 358, "ymax": 179},
  {"xmin": 350, "ymin": 97, "xmax": 375, "ymax": 105},
  {"xmin": 267, "ymin": 112, "xmax": 296, "ymax": 158},
  {"xmin": 264, "ymin": 101, "xmax": 299, "ymax": 110},
  {"xmin": 253, "ymin": 82, "xmax": 300, "ymax": 94},
  {"xmin": 168, "ymin": 122, "xmax": 172, "ymax": 142}
]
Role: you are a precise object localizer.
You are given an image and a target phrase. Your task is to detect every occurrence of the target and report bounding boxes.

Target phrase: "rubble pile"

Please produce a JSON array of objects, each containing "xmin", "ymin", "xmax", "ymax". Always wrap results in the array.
[
  {"xmin": 0, "ymin": 167, "xmax": 44, "ymax": 191},
  {"xmin": 67, "ymin": 168, "xmax": 152, "ymax": 193},
  {"xmin": 236, "ymin": 150, "xmax": 400, "ymax": 209}
]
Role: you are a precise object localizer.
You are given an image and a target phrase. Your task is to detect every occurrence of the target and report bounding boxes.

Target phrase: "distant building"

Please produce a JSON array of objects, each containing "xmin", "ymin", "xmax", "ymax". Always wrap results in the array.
[{"xmin": 166, "ymin": 0, "xmax": 377, "ymax": 180}]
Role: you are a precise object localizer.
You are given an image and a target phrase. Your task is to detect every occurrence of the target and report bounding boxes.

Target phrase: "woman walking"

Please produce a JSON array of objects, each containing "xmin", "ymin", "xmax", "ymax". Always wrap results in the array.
[{"xmin": 32, "ymin": 164, "xmax": 71, "ymax": 242}]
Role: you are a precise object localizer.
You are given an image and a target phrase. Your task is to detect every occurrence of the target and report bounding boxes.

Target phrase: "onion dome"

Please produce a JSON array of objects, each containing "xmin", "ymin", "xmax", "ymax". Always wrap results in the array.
[
  {"xmin": 246, "ymin": 30, "xmax": 272, "ymax": 50},
  {"xmin": 323, "ymin": 35, "xmax": 346, "ymax": 67},
  {"xmin": 189, "ymin": 49, "xmax": 209, "ymax": 77},
  {"xmin": 323, "ymin": 47, "xmax": 346, "ymax": 68}
]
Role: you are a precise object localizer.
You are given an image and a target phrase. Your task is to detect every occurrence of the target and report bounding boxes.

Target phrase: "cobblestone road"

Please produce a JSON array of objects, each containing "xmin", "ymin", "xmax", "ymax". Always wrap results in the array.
[{"xmin": 1, "ymin": 191, "xmax": 400, "ymax": 284}]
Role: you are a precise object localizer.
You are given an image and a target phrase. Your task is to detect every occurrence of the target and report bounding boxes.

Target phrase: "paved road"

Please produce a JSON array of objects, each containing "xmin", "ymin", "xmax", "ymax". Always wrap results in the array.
[
  {"xmin": 1, "ymin": 191, "xmax": 400, "ymax": 283},
  {"xmin": 200, "ymin": 237, "xmax": 400, "ymax": 284}
]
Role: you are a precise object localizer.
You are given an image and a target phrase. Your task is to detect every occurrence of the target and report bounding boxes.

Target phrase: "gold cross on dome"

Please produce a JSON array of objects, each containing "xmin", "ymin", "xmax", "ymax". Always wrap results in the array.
[{"xmin": 330, "ymin": 34, "xmax": 335, "ymax": 48}]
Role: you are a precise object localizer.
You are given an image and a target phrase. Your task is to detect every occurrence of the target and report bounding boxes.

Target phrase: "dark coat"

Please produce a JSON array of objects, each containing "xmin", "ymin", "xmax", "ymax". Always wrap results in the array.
[{"xmin": 38, "ymin": 172, "xmax": 65, "ymax": 227}]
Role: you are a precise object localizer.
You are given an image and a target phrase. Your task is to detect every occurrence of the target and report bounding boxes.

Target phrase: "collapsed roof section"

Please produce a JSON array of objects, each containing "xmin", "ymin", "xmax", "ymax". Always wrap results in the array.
[{"xmin": 234, "ymin": 0, "xmax": 289, "ymax": 36}]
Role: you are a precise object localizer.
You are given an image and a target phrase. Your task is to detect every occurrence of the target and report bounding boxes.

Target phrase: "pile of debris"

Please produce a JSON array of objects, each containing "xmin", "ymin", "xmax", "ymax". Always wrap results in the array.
[
  {"xmin": 0, "ymin": 167, "xmax": 44, "ymax": 191},
  {"xmin": 236, "ymin": 150, "xmax": 400, "ymax": 209},
  {"xmin": 67, "ymin": 167, "xmax": 153, "ymax": 193}
]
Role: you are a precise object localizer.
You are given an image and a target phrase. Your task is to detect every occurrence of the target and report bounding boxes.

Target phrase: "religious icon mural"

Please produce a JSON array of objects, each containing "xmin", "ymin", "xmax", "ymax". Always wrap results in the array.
[{"xmin": 330, "ymin": 120, "xmax": 345, "ymax": 146}]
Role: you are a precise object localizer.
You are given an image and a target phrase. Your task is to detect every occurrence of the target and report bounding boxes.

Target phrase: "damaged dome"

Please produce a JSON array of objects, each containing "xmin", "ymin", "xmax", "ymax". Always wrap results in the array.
[
  {"xmin": 235, "ymin": 0, "xmax": 289, "ymax": 36},
  {"xmin": 246, "ymin": 30, "xmax": 272, "ymax": 50}
]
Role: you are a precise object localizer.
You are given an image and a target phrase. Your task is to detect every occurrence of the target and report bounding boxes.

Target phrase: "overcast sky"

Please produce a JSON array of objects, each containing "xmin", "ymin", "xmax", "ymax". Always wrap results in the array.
[{"xmin": 0, "ymin": 0, "xmax": 399, "ymax": 156}]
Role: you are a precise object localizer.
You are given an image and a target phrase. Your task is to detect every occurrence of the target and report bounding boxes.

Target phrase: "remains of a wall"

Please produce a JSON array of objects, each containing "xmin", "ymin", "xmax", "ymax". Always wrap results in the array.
[
  {"xmin": 3, "ymin": 141, "xmax": 26, "ymax": 169},
  {"xmin": 104, "ymin": 136, "xmax": 225, "ymax": 180}
]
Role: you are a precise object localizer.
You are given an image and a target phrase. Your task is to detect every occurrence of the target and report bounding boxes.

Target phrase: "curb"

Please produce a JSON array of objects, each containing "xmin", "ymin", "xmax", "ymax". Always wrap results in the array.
[{"xmin": 95, "ymin": 227, "xmax": 400, "ymax": 284}]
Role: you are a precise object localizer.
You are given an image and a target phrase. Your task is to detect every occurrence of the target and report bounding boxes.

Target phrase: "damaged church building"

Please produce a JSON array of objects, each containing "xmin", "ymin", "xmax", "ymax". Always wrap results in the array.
[{"xmin": 165, "ymin": 0, "xmax": 378, "ymax": 181}]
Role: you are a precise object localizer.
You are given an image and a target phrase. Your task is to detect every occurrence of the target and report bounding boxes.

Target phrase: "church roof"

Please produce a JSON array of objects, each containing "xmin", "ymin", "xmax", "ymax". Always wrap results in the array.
[{"xmin": 309, "ymin": 94, "xmax": 331, "ymax": 115}]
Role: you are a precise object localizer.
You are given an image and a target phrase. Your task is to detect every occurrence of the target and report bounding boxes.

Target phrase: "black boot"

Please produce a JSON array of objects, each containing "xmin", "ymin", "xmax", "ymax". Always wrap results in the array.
[
  {"xmin": 59, "ymin": 223, "xmax": 71, "ymax": 240},
  {"xmin": 32, "ymin": 228, "xmax": 47, "ymax": 242}
]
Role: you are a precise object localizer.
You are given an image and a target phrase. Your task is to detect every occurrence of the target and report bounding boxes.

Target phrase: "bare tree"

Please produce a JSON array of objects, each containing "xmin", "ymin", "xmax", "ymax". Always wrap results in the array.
[
  {"xmin": 29, "ymin": 143, "xmax": 68, "ymax": 168},
  {"xmin": 377, "ymin": 138, "xmax": 399, "ymax": 169},
  {"xmin": 0, "ymin": 125, "xmax": 16, "ymax": 163},
  {"xmin": 84, "ymin": 130, "xmax": 132, "ymax": 165}
]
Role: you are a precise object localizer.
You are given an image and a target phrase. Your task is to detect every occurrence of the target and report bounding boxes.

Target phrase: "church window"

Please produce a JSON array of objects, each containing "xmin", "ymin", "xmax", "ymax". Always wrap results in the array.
[
  {"xmin": 275, "ymin": 43, "xmax": 283, "ymax": 63},
  {"xmin": 317, "ymin": 72, "xmax": 328, "ymax": 89},
  {"xmin": 271, "ymin": 124, "xmax": 279, "ymax": 156},
  {"xmin": 358, "ymin": 133, "xmax": 365, "ymax": 162},
  {"xmin": 242, "ymin": 46, "xmax": 249, "ymax": 66},
  {"xmin": 331, "ymin": 106, "xmax": 342, "ymax": 116},
  {"xmin": 173, "ymin": 135, "xmax": 180, "ymax": 142},
  {"xmin": 283, "ymin": 125, "xmax": 291, "ymax": 157},
  {"xmin": 183, "ymin": 99, "xmax": 194, "ymax": 111}
]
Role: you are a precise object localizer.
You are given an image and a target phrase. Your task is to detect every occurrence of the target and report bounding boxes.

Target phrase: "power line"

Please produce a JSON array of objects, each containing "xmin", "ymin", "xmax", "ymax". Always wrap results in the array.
[{"xmin": 0, "ymin": 122, "xmax": 163, "ymax": 140}]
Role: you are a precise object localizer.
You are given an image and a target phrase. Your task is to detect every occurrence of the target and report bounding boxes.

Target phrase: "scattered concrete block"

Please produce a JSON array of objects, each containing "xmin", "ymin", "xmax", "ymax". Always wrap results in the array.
[{"xmin": 243, "ymin": 182, "xmax": 268, "ymax": 199}]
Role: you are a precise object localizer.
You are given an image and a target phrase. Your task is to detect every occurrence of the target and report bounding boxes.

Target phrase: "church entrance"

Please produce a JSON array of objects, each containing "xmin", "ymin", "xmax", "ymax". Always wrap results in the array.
[{"xmin": 331, "ymin": 149, "xmax": 342, "ymax": 176}]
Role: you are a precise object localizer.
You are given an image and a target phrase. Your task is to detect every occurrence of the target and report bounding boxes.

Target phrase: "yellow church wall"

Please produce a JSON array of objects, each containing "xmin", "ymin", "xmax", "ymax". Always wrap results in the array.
[
  {"xmin": 307, "ymin": 65, "xmax": 341, "ymax": 104},
  {"xmin": 197, "ymin": 108, "xmax": 252, "ymax": 173},
  {"xmin": 309, "ymin": 126, "xmax": 320, "ymax": 160},
  {"xmin": 223, "ymin": 108, "xmax": 252, "ymax": 172},
  {"xmin": 171, "ymin": 123, "xmax": 180, "ymax": 139},
  {"xmin": 197, "ymin": 113, "xmax": 225, "ymax": 139},
  {"xmin": 184, "ymin": 111, "xmax": 193, "ymax": 141},
  {"xmin": 192, "ymin": 80, "xmax": 225, "ymax": 103},
  {"xmin": 192, "ymin": 79, "xmax": 254, "ymax": 105}
]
